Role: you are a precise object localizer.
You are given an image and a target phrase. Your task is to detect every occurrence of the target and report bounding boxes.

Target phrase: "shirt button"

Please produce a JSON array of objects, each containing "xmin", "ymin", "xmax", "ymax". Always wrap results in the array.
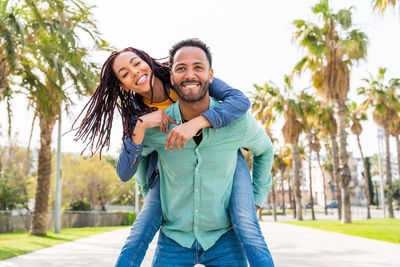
[
  {"xmin": 195, "ymin": 209, "xmax": 198, "ymax": 213},
  {"xmin": 194, "ymin": 226, "xmax": 198, "ymax": 230},
  {"xmin": 136, "ymin": 149, "xmax": 140, "ymax": 152},
  {"xmin": 195, "ymin": 148, "xmax": 198, "ymax": 152},
  {"xmin": 195, "ymin": 168, "xmax": 199, "ymax": 172},
  {"xmin": 195, "ymin": 188, "xmax": 199, "ymax": 192}
]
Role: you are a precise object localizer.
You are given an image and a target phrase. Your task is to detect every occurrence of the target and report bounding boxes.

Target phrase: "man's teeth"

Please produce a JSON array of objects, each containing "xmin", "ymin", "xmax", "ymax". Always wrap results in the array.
[
  {"xmin": 184, "ymin": 84, "xmax": 198, "ymax": 88},
  {"xmin": 137, "ymin": 75, "xmax": 147, "ymax": 85}
]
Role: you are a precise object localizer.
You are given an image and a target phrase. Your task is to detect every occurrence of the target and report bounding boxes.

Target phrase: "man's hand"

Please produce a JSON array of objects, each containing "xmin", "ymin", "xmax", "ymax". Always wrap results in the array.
[
  {"xmin": 255, "ymin": 205, "xmax": 259, "ymax": 212},
  {"xmin": 165, "ymin": 120, "xmax": 201, "ymax": 152},
  {"xmin": 165, "ymin": 116, "xmax": 211, "ymax": 152}
]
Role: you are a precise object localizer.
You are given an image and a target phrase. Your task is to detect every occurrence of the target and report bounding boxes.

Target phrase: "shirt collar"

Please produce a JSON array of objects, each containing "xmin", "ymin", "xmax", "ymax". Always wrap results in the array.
[{"xmin": 172, "ymin": 96, "xmax": 219, "ymax": 124}]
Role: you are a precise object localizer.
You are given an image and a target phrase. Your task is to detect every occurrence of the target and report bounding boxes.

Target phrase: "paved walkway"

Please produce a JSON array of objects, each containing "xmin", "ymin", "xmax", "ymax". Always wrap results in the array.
[{"xmin": 1, "ymin": 220, "xmax": 399, "ymax": 267}]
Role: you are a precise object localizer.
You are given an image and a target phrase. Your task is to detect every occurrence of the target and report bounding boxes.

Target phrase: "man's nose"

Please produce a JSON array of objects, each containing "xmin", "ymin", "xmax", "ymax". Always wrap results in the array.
[{"xmin": 184, "ymin": 67, "xmax": 195, "ymax": 79}]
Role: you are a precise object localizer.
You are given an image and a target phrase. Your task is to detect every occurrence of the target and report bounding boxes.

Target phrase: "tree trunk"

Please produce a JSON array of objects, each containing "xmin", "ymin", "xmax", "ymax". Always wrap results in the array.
[
  {"xmin": 317, "ymin": 151, "xmax": 328, "ymax": 215},
  {"xmin": 384, "ymin": 127, "xmax": 394, "ymax": 218},
  {"xmin": 271, "ymin": 179, "xmax": 277, "ymax": 221},
  {"xmin": 287, "ymin": 173, "xmax": 296, "ymax": 218},
  {"xmin": 292, "ymin": 143, "xmax": 303, "ymax": 221},
  {"xmin": 30, "ymin": 112, "xmax": 57, "ymax": 235},
  {"xmin": 281, "ymin": 169, "xmax": 286, "ymax": 215},
  {"xmin": 307, "ymin": 129, "xmax": 316, "ymax": 220},
  {"xmin": 330, "ymin": 133, "xmax": 342, "ymax": 220},
  {"xmin": 356, "ymin": 134, "xmax": 371, "ymax": 219},
  {"xmin": 336, "ymin": 98, "xmax": 352, "ymax": 224},
  {"xmin": 396, "ymin": 136, "xmax": 400, "ymax": 182}
]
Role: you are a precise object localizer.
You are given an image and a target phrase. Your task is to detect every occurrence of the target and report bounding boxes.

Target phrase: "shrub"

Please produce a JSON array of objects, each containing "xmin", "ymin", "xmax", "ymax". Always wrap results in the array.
[{"xmin": 68, "ymin": 198, "xmax": 92, "ymax": 211}]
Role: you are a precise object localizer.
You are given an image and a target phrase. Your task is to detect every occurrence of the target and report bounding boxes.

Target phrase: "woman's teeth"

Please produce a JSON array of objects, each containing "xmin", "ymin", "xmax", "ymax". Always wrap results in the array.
[{"xmin": 136, "ymin": 75, "xmax": 147, "ymax": 85}]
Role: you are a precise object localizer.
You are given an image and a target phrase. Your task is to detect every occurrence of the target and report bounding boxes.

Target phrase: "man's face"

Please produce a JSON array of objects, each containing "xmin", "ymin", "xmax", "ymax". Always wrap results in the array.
[{"xmin": 170, "ymin": 46, "xmax": 214, "ymax": 102}]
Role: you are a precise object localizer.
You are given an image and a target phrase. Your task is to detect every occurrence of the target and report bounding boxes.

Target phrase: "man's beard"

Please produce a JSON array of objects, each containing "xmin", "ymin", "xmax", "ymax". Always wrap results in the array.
[{"xmin": 173, "ymin": 79, "xmax": 209, "ymax": 103}]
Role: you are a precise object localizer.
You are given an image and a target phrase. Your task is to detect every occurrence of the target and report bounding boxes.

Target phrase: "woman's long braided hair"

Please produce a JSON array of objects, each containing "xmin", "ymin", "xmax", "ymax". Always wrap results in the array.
[{"xmin": 73, "ymin": 47, "xmax": 173, "ymax": 157}]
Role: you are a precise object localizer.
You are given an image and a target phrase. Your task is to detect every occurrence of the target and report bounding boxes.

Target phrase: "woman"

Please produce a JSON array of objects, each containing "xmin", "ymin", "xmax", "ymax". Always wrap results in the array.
[{"xmin": 74, "ymin": 47, "xmax": 274, "ymax": 267}]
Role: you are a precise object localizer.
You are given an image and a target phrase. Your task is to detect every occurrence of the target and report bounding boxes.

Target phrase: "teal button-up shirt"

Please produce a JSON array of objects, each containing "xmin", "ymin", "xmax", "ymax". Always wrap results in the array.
[{"xmin": 141, "ymin": 97, "xmax": 273, "ymax": 250}]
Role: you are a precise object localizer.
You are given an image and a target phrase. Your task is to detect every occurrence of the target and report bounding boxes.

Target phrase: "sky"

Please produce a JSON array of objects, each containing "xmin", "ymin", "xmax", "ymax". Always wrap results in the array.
[{"xmin": 1, "ymin": 0, "xmax": 400, "ymax": 160}]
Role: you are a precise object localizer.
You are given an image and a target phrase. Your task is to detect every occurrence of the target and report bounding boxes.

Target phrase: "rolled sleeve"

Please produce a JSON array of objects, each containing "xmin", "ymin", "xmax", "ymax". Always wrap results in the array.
[
  {"xmin": 242, "ymin": 114, "xmax": 274, "ymax": 207},
  {"xmin": 116, "ymin": 138, "xmax": 143, "ymax": 182}
]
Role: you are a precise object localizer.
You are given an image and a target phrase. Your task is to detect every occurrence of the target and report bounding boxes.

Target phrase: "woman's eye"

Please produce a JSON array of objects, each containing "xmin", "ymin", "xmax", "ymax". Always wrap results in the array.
[
  {"xmin": 134, "ymin": 61, "xmax": 140, "ymax": 66},
  {"xmin": 122, "ymin": 72, "xmax": 128, "ymax": 78}
]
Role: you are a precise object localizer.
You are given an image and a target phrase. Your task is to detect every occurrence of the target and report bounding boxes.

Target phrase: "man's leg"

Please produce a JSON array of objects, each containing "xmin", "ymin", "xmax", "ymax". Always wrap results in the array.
[
  {"xmin": 152, "ymin": 232, "xmax": 196, "ymax": 267},
  {"xmin": 115, "ymin": 178, "xmax": 162, "ymax": 267},
  {"xmin": 200, "ymin": 230, "xmax": 247, "ymax": 266},
  {"xmin": 229, "ymin": 150, "xmax": 275, "ymax": 267}
]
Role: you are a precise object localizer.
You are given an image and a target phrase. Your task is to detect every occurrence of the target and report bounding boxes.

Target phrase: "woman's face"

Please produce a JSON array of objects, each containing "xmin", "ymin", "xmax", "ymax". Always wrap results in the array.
[{"xmin": 112, "ymin": 51, "xmax": 153, "ymax": 95}]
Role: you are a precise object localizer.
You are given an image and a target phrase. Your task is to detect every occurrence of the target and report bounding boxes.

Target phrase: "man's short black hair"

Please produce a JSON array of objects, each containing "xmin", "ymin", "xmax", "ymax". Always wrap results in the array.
[{"xmin": 169, "ymin": 38, "xmax": 212, "ymax": 68}]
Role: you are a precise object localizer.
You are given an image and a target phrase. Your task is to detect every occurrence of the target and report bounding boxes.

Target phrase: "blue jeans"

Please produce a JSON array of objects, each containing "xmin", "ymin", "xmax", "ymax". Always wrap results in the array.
[
  {"xmin": 115, "ymin": 151, "xmax": 274, "ymax": 267},
  {"xmin": 115, "ymin": 178, "xmax": 162, "ymax": 267},
  {"xmin": 230, "ymin": 152, "xmax": 274, "ymax": 267},
  {"xmin": 152, "ymin": 230, "xmax": 246, "ymax": 266}
]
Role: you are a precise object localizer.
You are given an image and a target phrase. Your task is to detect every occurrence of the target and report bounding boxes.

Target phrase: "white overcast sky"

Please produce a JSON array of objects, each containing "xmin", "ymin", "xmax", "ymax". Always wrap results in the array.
[{"xmin": 1, "ymin": 0, "xmax": 400, "ymax": 159}]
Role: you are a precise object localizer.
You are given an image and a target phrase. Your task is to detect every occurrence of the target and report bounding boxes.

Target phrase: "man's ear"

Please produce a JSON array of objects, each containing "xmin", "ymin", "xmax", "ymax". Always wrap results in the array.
[
  {"xmin": 208, "ymin": 68, "xmax": 214, "ymax": 83},
  {"xmin": 170, "ymin": 71, "xmax": 175, "ymax": 86}
]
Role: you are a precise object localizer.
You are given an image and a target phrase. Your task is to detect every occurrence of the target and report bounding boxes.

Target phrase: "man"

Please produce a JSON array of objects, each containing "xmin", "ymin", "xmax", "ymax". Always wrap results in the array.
[{"xmin": 140, "ymin": 39, "xmax": 274, "ymax": 266}]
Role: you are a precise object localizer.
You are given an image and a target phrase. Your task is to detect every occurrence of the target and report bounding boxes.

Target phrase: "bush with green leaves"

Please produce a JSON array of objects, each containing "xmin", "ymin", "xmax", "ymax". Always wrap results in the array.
[{"xmin": 68, "ymin": 198, "xmax": 92, "ymax": 211}]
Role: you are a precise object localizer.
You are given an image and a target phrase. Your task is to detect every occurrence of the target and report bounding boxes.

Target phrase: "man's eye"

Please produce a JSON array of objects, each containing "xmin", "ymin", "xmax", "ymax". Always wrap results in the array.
[
  {"xmin": 195, "ymin": 66, "xmax": 203, "ymax": 70},
  {"xmin": 176, "ymin": 67, "xmax": 185, "ymax": 71}
]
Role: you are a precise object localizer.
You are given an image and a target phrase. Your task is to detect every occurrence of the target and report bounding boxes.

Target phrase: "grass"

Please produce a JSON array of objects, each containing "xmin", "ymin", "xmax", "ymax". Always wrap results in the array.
[
  {"xmin": 0, "ymin": 226, "xmax": 129, "ymax": 260},
  {"xmin": 261, "ymin": 209, "xmax": 324, "ymax": 215},
  {"xmin": 281, "ymin": 218, "xmax": 400, "ymax": 244}
]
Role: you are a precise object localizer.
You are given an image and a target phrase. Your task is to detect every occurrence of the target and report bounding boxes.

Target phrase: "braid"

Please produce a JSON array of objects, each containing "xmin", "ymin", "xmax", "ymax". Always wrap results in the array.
[{"xmin": 72, "ymin": 47, "xmax": 172, "ymax": 157}]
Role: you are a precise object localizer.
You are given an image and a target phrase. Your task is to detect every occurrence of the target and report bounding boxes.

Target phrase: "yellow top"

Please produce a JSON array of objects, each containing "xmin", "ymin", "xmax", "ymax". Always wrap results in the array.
[{"xmin": 143, "ymin": 89, "xmax": 178, "ymax": 111}]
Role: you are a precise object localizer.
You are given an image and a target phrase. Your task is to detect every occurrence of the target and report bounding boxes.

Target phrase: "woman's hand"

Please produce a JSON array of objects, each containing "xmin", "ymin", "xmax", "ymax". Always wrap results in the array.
[
  {"xmin": 140, "ymin": 110, "xmax": 176, "ymax": 133},
  {"xmin": 165, "ymin": 115, "xmax": 211, "ymax": 152}
]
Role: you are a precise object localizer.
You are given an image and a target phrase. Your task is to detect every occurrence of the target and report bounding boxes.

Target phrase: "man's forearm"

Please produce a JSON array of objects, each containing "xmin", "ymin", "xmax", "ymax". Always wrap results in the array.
[{"xmin": 252, "ymin": 146, "xmax": 273, "ymax": 207}]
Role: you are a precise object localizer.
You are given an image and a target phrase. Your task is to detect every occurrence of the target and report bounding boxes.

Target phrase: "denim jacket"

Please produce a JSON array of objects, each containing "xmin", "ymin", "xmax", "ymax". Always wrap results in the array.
[{"xmin": 116, "ymin": 78, "xmax": 250, "ymax": 193}]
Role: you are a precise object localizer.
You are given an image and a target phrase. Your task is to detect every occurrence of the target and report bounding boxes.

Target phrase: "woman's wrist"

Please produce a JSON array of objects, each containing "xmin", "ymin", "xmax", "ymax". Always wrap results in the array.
[
  {"xmin": 189, "ymin": 115, "xmax": 211, "ymax": 130},
  {"xmin": 131, "ymin": 119, "xmax": 147, "ymax": 144}
]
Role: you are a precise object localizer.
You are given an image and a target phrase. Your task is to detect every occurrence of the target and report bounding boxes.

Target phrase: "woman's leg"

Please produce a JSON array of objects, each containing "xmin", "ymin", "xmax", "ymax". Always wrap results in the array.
[
  {"xmin": 229, "ymin": 150, "xmax": 275, "ymax": 267},
  {"xmin": 115, "ymin": 177, "xmax": 162, "ymax": 267}
]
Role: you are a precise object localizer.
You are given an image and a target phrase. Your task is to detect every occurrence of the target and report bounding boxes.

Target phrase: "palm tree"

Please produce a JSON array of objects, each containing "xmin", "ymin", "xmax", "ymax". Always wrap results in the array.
[
  {"xmin": 292, "ymin": 0, "xmax": 368, "ymax": 223},
  {"xmin": 298, "ymin": 92, "xmax": 319, "ymax": 220},
  {"xmin": 312, "ymin": 134, "xmax": 328, "ymax": 215},
  {"xmin": 270, "ymin": 166, "xmax": 279, "ymax": 222},
  {"xmin": 275, "ymin": 147, "xmax": 289, "ymax": 215},
  {"xmin": 372, "ymin": 0, "xmax": 399, "ymax": 13},
  {"xmin": 389, "ymin": 119, "xmax": 400, "ymax": 183},
  {"xmin": 282, "ymin": 103, "xmax": 304, "ymax": 221},
  {"xmin": 318, "ymin": 105, "xmax": 342, "ymax": 220},
  {"xmin": 359, "ymin": 68, "xmax": 400, "ymax": 218},
  {"xmin": 0, "ymin": 0, "xmax": 24, "ymax": 91},
  {"xmin": 253, "ymin": 76, "xmax": 304, "ymax": 220},
  {"xmin": 0, "ymin": 0, "xmax": 24, "ymax": 135},
  {"xmin": 349, "ymin": 102, "xmax": 371, "ymax": 219},
  {"xmin": 10, "ymin": 0, "xmax": 107, "ymax": 235}
]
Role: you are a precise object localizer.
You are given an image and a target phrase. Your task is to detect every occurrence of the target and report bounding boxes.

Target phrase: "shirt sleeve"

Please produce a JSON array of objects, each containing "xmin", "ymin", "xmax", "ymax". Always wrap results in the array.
[
  {"xmin": 116, "ymin": 138, "xmax": 143, "ymax": 182},
  {"xmin": 241, "ymin": 113, "xmax": 274, "ymax": 207},
  {"xmin": 204, "ymin": 77, "xmax": 251, "ymax": 129},
  {"xmin": 137, "ymin": 136, "xmax": 156, "ymax": 197}
]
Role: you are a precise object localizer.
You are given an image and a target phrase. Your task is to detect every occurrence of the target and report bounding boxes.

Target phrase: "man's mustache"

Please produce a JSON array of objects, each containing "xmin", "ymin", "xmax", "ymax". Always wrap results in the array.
[{"xmin": 180, "ymin": 80, "xmax": 202, "ymax": 86}]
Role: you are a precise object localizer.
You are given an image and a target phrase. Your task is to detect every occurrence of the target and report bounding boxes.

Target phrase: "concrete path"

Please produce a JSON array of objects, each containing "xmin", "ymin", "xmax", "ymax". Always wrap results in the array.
[{"xmin": 1, "ymin": 221, "xmax": 399, "ymax": 267}]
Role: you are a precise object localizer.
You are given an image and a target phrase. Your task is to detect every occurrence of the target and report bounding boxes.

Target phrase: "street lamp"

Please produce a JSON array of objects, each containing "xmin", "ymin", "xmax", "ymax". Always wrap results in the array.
[{"xmin": 54, "ymin": 111, "xmax": 62, "ymax": 233}]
